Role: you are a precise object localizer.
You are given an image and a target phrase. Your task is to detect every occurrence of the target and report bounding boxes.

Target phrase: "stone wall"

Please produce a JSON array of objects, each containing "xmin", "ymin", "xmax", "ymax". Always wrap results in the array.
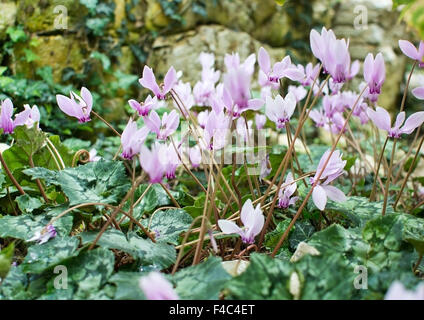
[{"xmin": 0, "ymin": 0, "xmax": 415, "ymax": 110}]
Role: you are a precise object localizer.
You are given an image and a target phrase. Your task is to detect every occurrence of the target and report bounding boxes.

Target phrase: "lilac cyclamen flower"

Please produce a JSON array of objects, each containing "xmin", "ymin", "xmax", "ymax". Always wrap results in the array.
[
  {"xmin": 139, "ymin": 65, "xmax": 177, "ymax": 100},
  {"xmin": 310, "ymin": 27, "xmax": 351, "ymax": 83},
  {"xmin": 299, "ymin": 62, "xmax": 321, "ymax": 86},
  {"xmin": 218, "ymin": 199, "xmax": 264, "ymax": 244},
  {"xmin": 121, "ymin": 119, "xmax": 149, "ymax": 160},
  {"xmin": 259, "ymin": 154, "xmax": 272, "ymax": 180},
  {"xmin": 88, "ymin": 148, "xmax": 101, "ymax": 162},
  {"xmin": 160, "ymin": 143, "xmax": 180, "ymax": 180},
  {"xmin": 128, "ymin": 95, "xmax": 158, "ymax": 117},
  {"xmin": 173, "ymin": 81, "xmax": 195, "ymax": 114},
  {"xmin": 288, "ymin": 85, "xmax": 307, "ymax": 103},
  {"xmin": 197, "ymin": 110, "xmax": 210, "ymax": 129},
  {"xmin": 202, "ymin": 110, "xmax": 230, "ymax": 150},
  {"xmin": 56, "ymin": 87, "xmax": 92, "ymax": 123},
  {"xmin": 385, "ymin": 281, "xmax": 424, "ymax": 300},
  {"xmin": 363, "ymin": 53, "xmax": 385, "ymax": 102},
  {"xmin": 1, "ymin": 100, "xmax": 40, "ymax": 134},
  {"xmin": 189, "ymin": 145, "xmax": 202, "ymax": 168},
  {"xmin": 278, "ymin": 172, "xmax": 299, "ymax": 209},
  {"xmin": 144, "ymin": 110, "xmax": 179, "ymax": 140},
  {"xmin": 311, "ymin": 149, "xmax": 347, "ymax": 211},
  {"xmin": 258, "ymin": 47, "xmax": 304, "ymax": 85},
  {"xmin": 265, "ymin": 92, "xmax": 296, "ymax": 129},
  {"xmin": 139, "ymin": 272, "xmax": 179, "ymax": 300},
  {"xmin": 28, "ymin": 225, "xmax": 57, "ymax": 244},
  {"xmin": 367, "ymin": 106, "xmax": 424, "ymax": 138},
  {"xmin": 399, "ymin": 40, "xmax": 424, "ymax": 67},
  {"xmin": 139, "ymin": 143, "xmax": 165, "ymax": 184}
]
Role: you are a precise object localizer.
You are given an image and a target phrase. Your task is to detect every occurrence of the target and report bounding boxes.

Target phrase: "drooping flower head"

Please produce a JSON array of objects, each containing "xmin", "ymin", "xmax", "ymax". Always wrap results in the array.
[
  {"xmin": 121, "ymin": 118, "xmax": 149, "ymax": 160},
  {"xmin": 139, "ymin": 66, "xmax": 177, "ymax": 100},
  {"xmin": 258, "ymin": 47, "xmax": 304, "ymax": 85},
  {"xmin": 202, "ymin": 110, "xmax": 230, "ymax": 151},
  {"xmin": 159, "ymin": 143, "xmax": 181, "ymax": 180},
  {"xmin": 128, "ymin": 95, "xmax": 158, "ymax": 117},
  {"xmin": 310, "ymin": 27, "xmax": 351, "ymax": 84},
  {"xmin": 265, "ymin": 92, "xmax": 296, "ymax": 129},
  {"xmin": 189, "ymin": 145, "xmax": 202, "ymax": 168},
  {"xmin": 28, "ymin": 225, "xmax": 57, "ymax": 245},
  {"xmin": 255, "ymin": 114, "xmax": 267, "ymax": 130},
  {"xmin": 278, "ymin": 172, "xmax": 299, "ymax": 209},
  {"xmin": 1, "ymin": 99, "xmax": 41, "ymax": 134},
  {"xmin": 139, "ymin": 143, "xmax": 166, "ymax": 184},
  {"xmin": 311, "ymin": 149, "xmax": 347, "ymax": 211},
  {"xmin": 363, "ymin": 53, "xmax": 385, "ymax": 101},
  {"xmin": 56, "ymin": 87, "xmax": 93, "ymax": 123},
  {"xmin": 139, "ymin": 272, "xmax": 179, "ymax": 300},
  {"xmin": 144, "ymin": 109, "xmax": 180, "ymax": 140},
  {"xmin": 218, "ymin": 199, "xmax": 264, "ymax": 244},
  {"xmin": 399, "ymin": 40, "xmax": 424, "ymax": 67},
  {"xmin": 367, "ymin": 106, "xmax": 424, "ymax": 139}
]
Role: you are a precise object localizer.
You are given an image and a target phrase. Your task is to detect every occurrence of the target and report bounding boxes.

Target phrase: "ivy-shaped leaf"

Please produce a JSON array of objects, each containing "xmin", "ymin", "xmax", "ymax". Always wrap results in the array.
[
  {"xmin": 23, "ymin": 160, "xmax": 130, "ymax": 206},
  {"xmin": 141, "ymin": 209, "xmax": 193, "ymax": 245},
  {"xmin": 171, "ymin": 257, "xmax": 231, "ymax": 300},
  {"xmin": 79, "ymin": 229, "xmax": 176, "ymax": 269}
]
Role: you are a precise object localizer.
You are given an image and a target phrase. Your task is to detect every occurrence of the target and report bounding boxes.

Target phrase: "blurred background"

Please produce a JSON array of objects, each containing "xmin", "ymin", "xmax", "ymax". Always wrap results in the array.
[{"xmin": 0, "ymin": 0, "xmax": 423, "ymax": 142}]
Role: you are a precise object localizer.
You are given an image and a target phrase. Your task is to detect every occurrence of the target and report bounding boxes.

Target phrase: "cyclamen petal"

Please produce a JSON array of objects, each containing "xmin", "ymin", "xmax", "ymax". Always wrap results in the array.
[
  {"xmin": 56, "ymin": 87, "xmax": 92, "ymax": 123},
  {"xmin": 366, "ymin": 107, "xmax": 391, "ymax": 132},
  {"xmin": 400, "ymin": 112, "xmax": 424, "ymax": 135},
  {"xmin": 312, "ymin": 185, "xmax": 327, "ymax": 211},
  {"xmin": 321, "ymin": 185, "xmax": 346, "ymax": 203},
  {"xmin": 218, "ymin": 220, "xmax": 243, "ymax": 236},
  {"xmin": 139, "ymin": 272, "xmax": 179, "ymax": 300},
  {"xmin": 412, "ymin": 86, "xmax": 424, "ymax": 100},
  {"xmin": 399, "ymin": 40, "xmax": 424, "ymax": 64}
]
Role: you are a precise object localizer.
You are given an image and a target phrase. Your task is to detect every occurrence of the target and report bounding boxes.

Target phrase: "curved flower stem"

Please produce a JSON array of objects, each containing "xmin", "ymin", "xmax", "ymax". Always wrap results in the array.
[
  {"xmin": 0, "ymin": 152, "xmax": 25, "ymax": 195},
  {"xmin": 159, "ymin": 182, "xmax": 181, "ymax": 208},
  {"xmin": 88, "ymin": 177, "xmax": 144, "ymax": 250},
  {"xmin": 91, "ymin": 110, "xmax": 121, "ymax": 137},
  {"xmin": 382, "ymin": 138, "xmax": 397, "ymax": 216},
  {"xmin": 45, "ymin": 137, "xmax": 66, "ymax": 169},
  {"xmin": 270, "ymin": 84, "xmax": 368, "ymax": 257},
  {"xmin": 369, "ymin": 136, "xmax": 389, "ymax": 202},
  {"xmin": 400, "ymin": 60, "xmax": 417, "ymax": 113},
  {"xmin": 172, "ymin": 216, "xmax": 205, "ymax": 274},
  {"xmin": 394, "ymin": 134, "xmax": 424, "ymax": 210},
  {"xmin": 28, "ymin": 155, "xmax": 49, "ymax": 203},
  {"xmin": 193, "ymin": 160, "xmax": 214, "ymax": 265}
]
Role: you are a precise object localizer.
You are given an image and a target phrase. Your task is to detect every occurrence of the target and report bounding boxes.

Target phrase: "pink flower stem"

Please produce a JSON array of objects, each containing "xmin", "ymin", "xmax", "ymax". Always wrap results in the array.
[
  {"xmin": 91, "ymin": 110, "xmax": 121, "ymax": 137},
  {"xmin": 0, "ymin": 152, "xmax": 25, "ymax": 195},
  {"xmin": 369, "ymin": 136, "xmax": 389, "ymax": 202},
  {"xmin": 382, "ymin": 138, "xmax": 397, "ymax": 216}
]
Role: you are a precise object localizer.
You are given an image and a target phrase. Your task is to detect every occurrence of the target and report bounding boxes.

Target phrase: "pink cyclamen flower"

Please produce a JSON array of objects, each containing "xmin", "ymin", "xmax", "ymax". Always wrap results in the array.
[
  {"xmin": 299, "ymin": 62, "xmax": 321, "ymax": 86},
  {"xmin": 197, "ymin": 110, "xmax": 210, "ymax": 129},
  {"xmin": 218, "ymin": 199, "xmax": 264, "ymax": 244},
  {"xmin": 189, "ymin": 145, "xmax": 202, "ymax": 168},
  {"xmin": 139, "ymin": 65, "xmax": 177, "ymax": 100},
  {"xmin": 363, "ymin": 53, "xmax": 385, "ymax": 100},
  {"xmin": 399, "ymin": 40, "xmax": 424, "ymax": 67},
  {"xmin": 14, "ymin": 104, "xmax": 40, "ymax": 129},
  {"xmin": 202, "ymin": 110, "xmax": 230, "ymax": 151},
  {"xmin": 144, "ymin": 109, "xmax": 179, "ymax": 140},
  {"xmin": 278, "ymin": 172, "xmax": 299, "ymax": 209},
  {"xmin": 311, "ymin": 149, "xmax": 347, "ymax": 211},
  {"xmin": 1, "ymin": 99, "xmax": 40, "ymax": 134},
  {"xmin": 160, "ymin": 143, "xmax": 180, "ymax": 180},
  {"xmin": 139, "ymin": 272, "xmax": 179, "ymax": 300},
  {"xmin": 28, "ymin": 225, "xmax": 57, "ymax": 244},
  {"xmin": 121, "ymin": 118, "xmax": 149, "ymax": 160},
  {"xmin": 139, "ymin": 143, "xmax": 165, "ymax": 184},
  {"xmin": 259, "ymin": 154, "xmax": 272, "ymax": 180},
  {"xmin": 56, "ymin": 87, "xmax": 92, "ymax": 123},
  {"xmin": 288, "ymin": 85, "xmax": 307, "ymax": 103},
  {"xmin": 310, "ymin": 27, "xmax": 351, "ymax": 83},
  {"xmin": 255, "ymin": 114, "xmax": 267, "ymax": 130},
  {"xmin": 128, "ymin": 95, "xmax": 158, "ymax": 117},
  {"xmin": 265, "ymin": 92, "xmax": 296, "ymax": 129},
  {"xmin": 385, "ymin": 281, "xmax": 424, "ymax": 300},
  {"xmin": 367, "ymin": 106, "xmax": 424, "ymax": 138},
  {"xmin": 88, "ymin": 148, "xmax": 101, "ymax": 162},
  {"xmin": 258, "ymin": 47, "xmax": 304, "ymax": 84}
]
